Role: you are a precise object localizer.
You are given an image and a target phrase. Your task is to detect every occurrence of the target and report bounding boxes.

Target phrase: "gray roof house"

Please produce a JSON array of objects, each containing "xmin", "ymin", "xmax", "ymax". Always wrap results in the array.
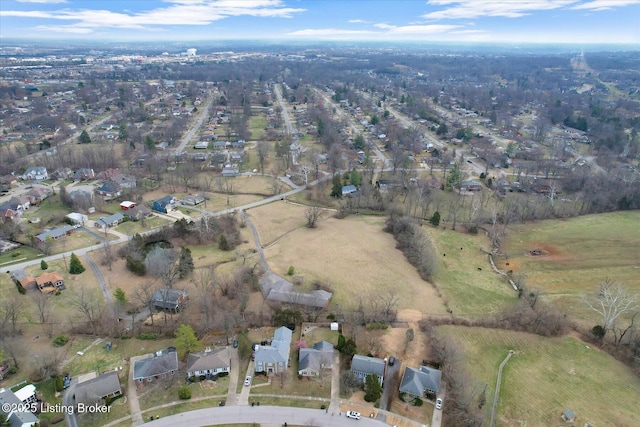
[
  {"xmin": 133, "ymin": 350, "xmax": 179, "ymax": 384},
  {"xmin": 150, "ymin": 289, "xmax": 188, "ymax": 312},
  {"xmin": 35, "ymin": 224, "xmax": 74, "ymax": 242},
  {"xmin": 255, "ymin": 326, "xmax": 292, "ymax": 375},
  {"xmin": 74, "ymin": 371, "xmax": 122, "ymax": 405},
  {"xmin": 94, "ymin": 212, "xmax": 125, "ymax": 229},
  {"xmin": 351, "ymin": 355, "xmax": 385, "ymax": 386},
  {"xmin": 298, "ymin": 341, "xmax": 334, "ymax": 377},
  {"xmin": 399, "ymin": 365, "xmax": 442, "ymax": 397},
  {"xmin": 186, "ymin": 347, "xmax": 231, "ymax": 378},
  {"xmin": 22, "ymin": 166, "xmax": 48, "ymax": 181},
  {"xmin": 0, "ymin": 387, "xmax": 40, "ymax": 427}
]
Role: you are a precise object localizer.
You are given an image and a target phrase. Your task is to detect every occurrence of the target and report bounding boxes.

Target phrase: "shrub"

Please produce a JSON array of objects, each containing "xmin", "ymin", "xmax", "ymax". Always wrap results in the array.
[
  {"xmin": 16, "ymin": 280, "xmax": 26, "ymax": 294},
  {"xmin": 136, "ymin": 332, "xmax": 157, "ymax": 340},
  {"xmin": 412, "ymin": 397, "xmax": 423, "ymax": 407},
  {"xmin": 188, "ymin": 376, "xmax": 196, "ymax": 382},
  {"xmin": 217, "ymin": 371, "xmax": 228, "ymax": 378},
  {"xmin": 178, "ymin": 386, "xmax": 192, "ymax": 400},
  {"xmin": 320, "ymin": 404, "xmax": 326, "ymax": 410},
  {"xmin": 55, "ymin": 375, "xmax": 64, "ymax": 392},
  {"xmin": 287, "ymin": 266, "xmax": 295, "ymax": 276},
  {"xmin": 366, "ymin": 322, "xmax": 388, "ymax": 330},
  {"xmin": 126, "ymin": 255, "xmax": 146, "ymax": 276},
  {"xmin": 68, "ymin": 253, "xmax": 85, "ymax": 274},
  {"xmin": 41, "ymin": 260, "xmax": 48, "ymax": 270},
  {"xmin": 53, "ymin": 335, "xmax": 69, "ymax": 347}
]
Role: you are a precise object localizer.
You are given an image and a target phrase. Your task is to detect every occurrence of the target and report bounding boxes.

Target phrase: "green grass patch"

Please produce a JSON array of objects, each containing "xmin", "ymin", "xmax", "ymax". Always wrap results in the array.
[
  {"xmin": 301, "ymin": 326, "xmax": 339, "ymax": 347},
  {"xmin": 116, "ymin": 216, "xmax": 170, "ymax": 236},
  {"xmin": 430, "ymin": 228, "xmax": 516, "ymax": 316},
  {"xmin": 248, "ymin": 115, "xmax": 267, "ymax": 139},
  {"xmin": 251, "ymin": 396, "xmax": 329, "ymax": 409},
  {"xmin": 139, "ymin": 375, "xmax": 229, "ymax": 411},
  {"xmin": 0, "ymin": 246, "xmax": 43, "ymax": 266},
  {"xmin": 77, "ymin": 391, "xmax": 130, "ymax": 427},
  {"xmin": 438, "ymin": 325, "xmax": 640, "ymax": 427},
  {"xmin": 499, "ymin": 211, "xmax": 640, "ymax": 323}
]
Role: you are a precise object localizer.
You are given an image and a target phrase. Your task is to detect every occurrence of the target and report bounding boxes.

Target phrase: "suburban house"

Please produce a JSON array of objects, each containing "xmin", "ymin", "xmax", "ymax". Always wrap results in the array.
[
  {"xmin": 561, "ymin": 409, "xmax": 576, "ymax": 423},
  {"xmin": 341, "ymin": 185, "xmax": 358, "ymax": 197},
  {"xmin": 74, "ymin": 371, "xmax": 122, "ymax": 405},
  {"xmin": 51, "ymin": 167, "xmax": 73, "ymax": 180},
  {"xmin": 35, "ymin": 224, "xmax": 75, "ymax": 242},
  {"xmin": 35, "ymin": 271, "xmax": 65, "ymax": 293},
  {"xmin": 152, "ymin": 195, "xmax": 175, "ymax": 213},
  {"xmin": 65, "ymin": 212, "xmax": 88, "ymax": 225},
  {"xmin": 255, "ymin": 326, "xmax": 292, "ymax": 375},
  {"xmin": 150, "ymin": 289, "xmax": 188, "ymax": 312},
  {"xmin": 112, "ymin": 173, "xmax": 137, "ymax": 189},
  {"xmin": 298, "ymin": 341, "xmax": 334, "ymax": 377},
  {"xmin": 0, "ymin": 387, "xmax": 40, "ymax": 427},
  {"xmin": 459, "ymin": 180, "xmax": 483, "ymax": 192},
  {"xmin": 26, "ymin": 187, "xmax": 51, "ymax": 205},
  {"xmin": 74, "ymin": 168, "xmax": 95, "ymax": 181},
  {"xmin": 22, "ymin": 166, "xmax": 48, "ymax": 181},
  {"xmin": 186, "ymin": 347, "xmax": 231, "ymax": 379},
  {"xmin": 181, "ymin": 194, "xmax": 205, "ymax": 206},
  {"xmin": 399, "ymin": 365, "xmax": 442, "ymax": 397},
  {"xmin": 94, "ymin": 212, "xmax": 125, "ymax": 229},
  {"xmin": 221, "ymin": 165, "xmax": 239, "ymax": 177},
  {"xmin": 124, "ymin": 205, "xmax": 152, "ymax": 221},
  {"xmin": 133, "ymin": 350, "xmax": 179, "ymax": 384},
  {"xmin": 14, "ymin": 384, "xmax": 37, "ymax": 406},
  {"xmin": 351, "ymin": 355, "xmax": 385, "ymax": 386},
  {"xmin": 96, "ymin": 182, "xmax": 122, "ymax": 199},
  {"xmin": 0, "ymin": 199, "xmax": 23, "ymax": 220}
]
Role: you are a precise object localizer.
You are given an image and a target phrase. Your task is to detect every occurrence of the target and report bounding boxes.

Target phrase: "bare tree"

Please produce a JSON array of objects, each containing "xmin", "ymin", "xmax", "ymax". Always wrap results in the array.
[
  {"xmin": 102, "ymin": 239, "xmax": 114, "ymax": 271},
  {"xmin": 0, "ymin": 296, "xmax": 25, "ymax": 336},
  {"xmin": 193, "ymin": 267, "xmax": 216, "ymax": 332},
  {"xmin": 31, "ymin": 292, "xmax": 53, "ymax": 337},
  {"xmin": 257, "ymin": 140, "xmax": 270, "ymax": 174},
  {"xmin": 70, "ymin": 288, "xmax": 104, "ymax": 336},
  {"xmin": 379, "ymin": 290, "xmax": 400, "ymax": 323},
  {"xmin": 145, "ymin": 247, "xmax": 179, "ymax": 288},
  {"xmin": 178, "ymin": 161, "xmax": 198, "ymax": 192},
  {"xmin": 134, "ymin": 281, "xmax": 159, "ymax": 327},
  {"xmin": 304, "ymin": 205, "xmax": 323, "ymax": 228},
  {"xmin": 585, "ymin": 279, "xmax": 639, "ymax": 338}
]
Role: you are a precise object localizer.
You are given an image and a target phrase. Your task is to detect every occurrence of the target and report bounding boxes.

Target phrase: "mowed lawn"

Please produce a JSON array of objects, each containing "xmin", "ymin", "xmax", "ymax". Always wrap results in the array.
[
  {"xmin": 438, "ymin": 325, "xmax": 640, "ymax": 427},
  {"xmin": 498, "ymin": 211, "xmax": 640, "ymax": 323},
  {"xmin": 262, "ymin": 211, "xmax": 448, "ymax": 315},
  {"xmin": 429, "ymin": 228, "xmax": 517, "ymax": 316}
]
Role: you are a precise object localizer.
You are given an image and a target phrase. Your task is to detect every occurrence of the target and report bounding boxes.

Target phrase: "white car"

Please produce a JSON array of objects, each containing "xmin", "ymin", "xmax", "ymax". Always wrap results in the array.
[
  {"xmin": 435, "ymin": 397, "xmax": 443, "ymax": 410},
  {"xmin": 346, "ymin": 411, "xmax": 361, "ymax": 420},
  {"xmin": 244, "ymin": 376, "xmax": 252, "ymax": 386}
]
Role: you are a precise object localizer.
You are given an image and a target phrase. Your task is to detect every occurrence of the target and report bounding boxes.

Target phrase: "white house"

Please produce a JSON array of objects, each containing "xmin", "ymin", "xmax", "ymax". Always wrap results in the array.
[{"xmin": 22, "ymin": 167, "xmax": 48, "ymax": 181}]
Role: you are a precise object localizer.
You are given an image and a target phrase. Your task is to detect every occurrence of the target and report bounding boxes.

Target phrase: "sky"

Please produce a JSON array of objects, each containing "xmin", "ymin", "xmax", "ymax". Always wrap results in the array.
[{"xmin": 1, "ymin": 0, "xmax": 639, "ymax": 45}]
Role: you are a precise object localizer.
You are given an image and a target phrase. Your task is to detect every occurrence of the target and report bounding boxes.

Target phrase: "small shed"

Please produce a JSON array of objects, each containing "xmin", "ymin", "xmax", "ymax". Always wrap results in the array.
[
  {"xmin": 561, "ymin": 409, "xmax": 576, "ymax": 422},
  {"xmin": 330, "ymin": 322, "xmax": 339, "ymax": 331}
]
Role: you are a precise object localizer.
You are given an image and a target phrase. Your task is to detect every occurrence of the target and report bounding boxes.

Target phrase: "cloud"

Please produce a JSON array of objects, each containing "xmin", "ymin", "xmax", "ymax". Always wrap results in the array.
[
  {"xmin": 348, "ymin": 19, "xmax": 366, "ymax": 23},
  {"xmin": 286, "ymin": 28, "xmax": 375, "ymax": 37},
  {"xmin": 373, "ymin": 23, "xmax": 461, "ymax": 34},
  {"xmin": 1, "ymin": 0, "xmax": 306, "ymax": 33},
  {"xmin": 571, "ymin": 0, "xmax": 640, "ymax": 11},
  {"xmin": 423, "ymin": 0, "xmax": 577, "ymax": 19}
]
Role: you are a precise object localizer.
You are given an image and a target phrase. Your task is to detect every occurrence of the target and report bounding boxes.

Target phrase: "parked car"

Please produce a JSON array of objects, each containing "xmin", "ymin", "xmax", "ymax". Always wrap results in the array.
[
  {"xmin": 244, "ymin": 376, "xmax": 252, "ymax": 386},
  {"xmin": 388, "ymin": 356, "xmax": 395, "ymax": 366},
  {"xmin": 346, "ymin": 411, "xmax": 361, "ymax": 420},
  {"xmin": 436, "ymin": 397, "xmax": 443, "ymax": 410},
  {"xmin": 233, "ymin": 339, "xmax": 238, "ymax": 348}
]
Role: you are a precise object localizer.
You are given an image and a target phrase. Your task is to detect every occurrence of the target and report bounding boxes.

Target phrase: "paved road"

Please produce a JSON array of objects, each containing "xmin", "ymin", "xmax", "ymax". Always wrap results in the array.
[
  {"xmin": 174, "ymin": 92, "xmax": 216, "ymax": 154},
  {"xmin": 83, "ymin": 253, "xmax": 112, "ymax": 302},
  {"xmin": 274, "ymin": 84, "xmax": 295, "ymax": 136},
  {"xmin": 226, "ymin": 347, "xmax": 240, "ymax": 406},
  {"xmin": 145, "ymin": 405, "xmax": 387, "ymax": 427},
  {"xmin": 62, "ymin": 378, "xmax": 80, "ymax": 427}
]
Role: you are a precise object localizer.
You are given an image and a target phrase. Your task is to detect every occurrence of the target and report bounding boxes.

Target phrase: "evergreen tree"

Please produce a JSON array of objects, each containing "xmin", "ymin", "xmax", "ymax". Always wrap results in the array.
[
  {"xmin": 446, "ymin": 163, "xmax": 462, "ymax": 190},
  {"xmin": 68, "ymin": 253, "xmax": 85, "ymax": 274},
  {"xmin": 175, "ymin": 324, "xmax": 202, "ymax": 360},
  {"xmin": 350, "ymin": 169, "xmax": 362, "ymax": 187},
  {"xmin": 364, "ymin": 374, "xmax": 383, "ymax": 402},
  {"xmin": 354, "ymin": 134, "xmax": 366, "ymax": 150},
  {"xmin": 177, "ymin": 247, "xmax": 194, "ymax": 279},
  {"xmin": 218, "ymin": 234, "xmax": 229, "ymax": 251},
  {"xmin": 113, "ymin": 288, "xmax": 127, "ymax": 305},
  {"xmin": 40, "ymin": 259, "xmax": 48, "ymax": 270},
  {"xmin": 78, "ymin": 129, "xmax": 91, "ymax": 144},
  {"xmin": 330, "ymin": 175, "xmax": 343, "ymax": 198},
  {"xmin": 429, "ymin": 211, "xmax": 441, "ymax": 227}
]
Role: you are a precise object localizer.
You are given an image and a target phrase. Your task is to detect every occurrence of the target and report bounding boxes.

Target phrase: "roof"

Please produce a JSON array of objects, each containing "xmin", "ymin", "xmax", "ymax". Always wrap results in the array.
[
  {"xmin": 74, "ymin": 371, "xmax": 122, "ymax": 403},
  {"xmin": 151, "ymin": 289, "xmax": 187, "ymax": 306},
  {"xmin": 36, "ymin": 224, "xmax": 74, "ymax": 241},
  {"xmin": 299, "ymin": 341, "xmax": 334, "ymax": 373},
  {"xmin": 563, "ymin": 409, "xmax": 576, "ymax": 418},
  {"xmin": 133, "ymin": 351, "xmax": 179, "ymax": 380},
  {"xmin": 342, "ymin": 185, "xmax": 357, "ymax": 194},
  {"xmin": 96, "ymin": 212, "xmax": 124, "ymax": 227},
  {"xmin": 96, "ymin": 182, "xmax": 121, "ymax": 193},
  {"xmin": 399, "ymin": 366, "xmax": 442, "ymax": 396},
  {"xmin": 255, "ymin": 326, "xmax": 292, "ymax": 366},
  {"xmin": 351, "ymin": 355, "xmax": 385, "ymax": 378},
  {"xmin": 13, "ymin": 384, "xmax": 36, "ymax": 402},
  {"xmin": 36, "ymin": 271, "xmax": 63, "ymax": 286},
  {"xmin": 186, "ymin": 348, "xmax": 230, "ymax": 373},
  {"xmin": 155, "ymin": 195, "xmax": 174, "ymax": 206}
]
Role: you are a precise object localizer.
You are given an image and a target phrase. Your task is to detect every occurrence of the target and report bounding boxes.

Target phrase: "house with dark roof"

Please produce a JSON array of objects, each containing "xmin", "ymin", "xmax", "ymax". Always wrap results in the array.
[
  {"xmin": 74, "ymin": 371, "xmax": 122, "ymax": 405},
  {"xmin": 112, "ymin": 174, "xmax": 137, "ymax": 189},
  {"xmin": 186, "ymin": 347, "xmax": 230, "ymax": 378},
  {"xmin": 0, "ymin": 387, "xmax": 40, "ymax": 427},
  {"xmin": 74, "ymin": 168, "xmax": 95, "ymax": 181},
  {"xmin": 298, "ymin": 341, "xmax": 334, "ymax": 377},
  {"xmin": 150, "ymin": 289, "xmax": 188, "ymax": 312},
  {"xmin": 124, "ymin": 205, "xmax": 152, "ymax": 221},
  {"xmin": 152, "ymin": 195, "xmax": 175, "ymax": 213},
  {"xmin": 351, "ymin": 355, "xmax": 385, "ymax": 386},
  {"xmin": 399, "ymin": 365, "xmax": 442, "ymax": 397},
  {"xmin": 181, "ymin": 194, "xmax": 205, "ymax": 206},
  {"xmin": 460, "ymin": 180, "xmax": 483, "ymax": 192},
  {"xmin": 341, "ymin": 185, "xmax": 358, "ymax": 197},
  {"xmin": 255, "ymin": 326, "xmax": 292, "ymax": 375},
  {"xmin": 26, "ymin": 187, "xmax": 51, "ymax": 205},
  {"xmin": 133, "ymin": 351, "xmax": 179, "ymax": 384},
  {"xmin": 96, "ymin": 182, "xmax": 122, "ymax": 199},
  {"xmin": 221, "ymin": 165, "xmax": 239, "ymax": 177},
  {"xmin": 35, "ymin": 225, "xmax": 74, "ymax": 242},
  {"xmin": 94, "ymin": 212, "xmax": 125, "ymax": 229},
  {"xmin": 0, "ymin": 199, "xmax": 23, "ymax": 220}
]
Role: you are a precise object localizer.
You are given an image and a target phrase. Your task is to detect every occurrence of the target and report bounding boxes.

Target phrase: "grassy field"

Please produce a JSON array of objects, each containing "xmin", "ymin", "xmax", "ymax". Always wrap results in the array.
[
  {"xmin": 438, "ymin": 325, "xmax": 640, "ymax": 427},
  {"xmin": 498, "ymin": 211, "xmax": 640, "ymax": 323},
  {"xmin": 139, "ymin": 375, "xmax": 230, "ymax": 410},
  {"xmin": 429, "ymin": 228, "xmax": 517, "ymax": 316},
  {"xmin": 247, "ymin": 202, "xmax": 309, "ymax": 246},
  {"xmin": 116, "ymin": 216, "xmax": 171, "ymax": 236},
  {"xmin": 0, "ymin": 245, "xmax": 43, "ymax": 267},
  {"xmin": 260, "ymin": 208, "xmax": 448, "ymax": 315}
]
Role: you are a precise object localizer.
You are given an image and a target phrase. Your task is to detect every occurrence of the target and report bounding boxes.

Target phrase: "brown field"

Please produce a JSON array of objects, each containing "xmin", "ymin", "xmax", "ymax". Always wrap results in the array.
[
  {"xmin": 247, "ymin": 201, "xmax": 309, "ymax": 246},
  {"xmin": 260, "ymin": 209, "xmax": 448, "ymax": 314}
]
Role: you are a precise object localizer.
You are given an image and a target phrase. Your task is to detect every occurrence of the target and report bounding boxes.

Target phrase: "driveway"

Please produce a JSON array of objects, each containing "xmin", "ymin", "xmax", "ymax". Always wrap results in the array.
[
  {"xmin": 328, "ymin": 350, "xmax": 341, "ymax": 412},
  {"xmin": 237, "ymin": 360, "xmax": 255, "ymax": 406},
  {"xmin": 225, "ymin": 347, "xmax": 240, "ymax": 406},
  {"xmin": 62, "ymin": 378, "xmax": 79, "ymax": 427},
  {"xmin": 431, "ymin": 382, "xmax": 447, "ymax": 427},
  {"xmin": 128, "ymin": 354, "xmax": 147, "ymax": 426},
  {"xmin": 380, "ymin": 358, "xmax": 401, "ymax": 411}
]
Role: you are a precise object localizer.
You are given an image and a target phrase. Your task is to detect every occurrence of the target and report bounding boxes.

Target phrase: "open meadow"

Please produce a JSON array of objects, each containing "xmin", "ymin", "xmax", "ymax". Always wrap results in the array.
[
  {"xmin": 497, "ymin": 211, "xmax": 640, "ymax": 324},
  {"xmin": 438, "ymin": 325, "xmax": 640, "ymax": 427}
]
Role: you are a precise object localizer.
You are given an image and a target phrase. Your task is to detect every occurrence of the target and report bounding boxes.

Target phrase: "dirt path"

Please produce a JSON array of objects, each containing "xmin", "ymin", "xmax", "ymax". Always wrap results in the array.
[{"xmin": 489, "ymin": 350, "xmax": 515, "ymax": 427}]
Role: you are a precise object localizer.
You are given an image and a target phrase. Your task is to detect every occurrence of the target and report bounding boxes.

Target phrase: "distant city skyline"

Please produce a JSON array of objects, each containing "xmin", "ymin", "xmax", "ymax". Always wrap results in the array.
[{"xmin": 1, "ymin": 0, "xmax": 639, "ymax": 46}]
